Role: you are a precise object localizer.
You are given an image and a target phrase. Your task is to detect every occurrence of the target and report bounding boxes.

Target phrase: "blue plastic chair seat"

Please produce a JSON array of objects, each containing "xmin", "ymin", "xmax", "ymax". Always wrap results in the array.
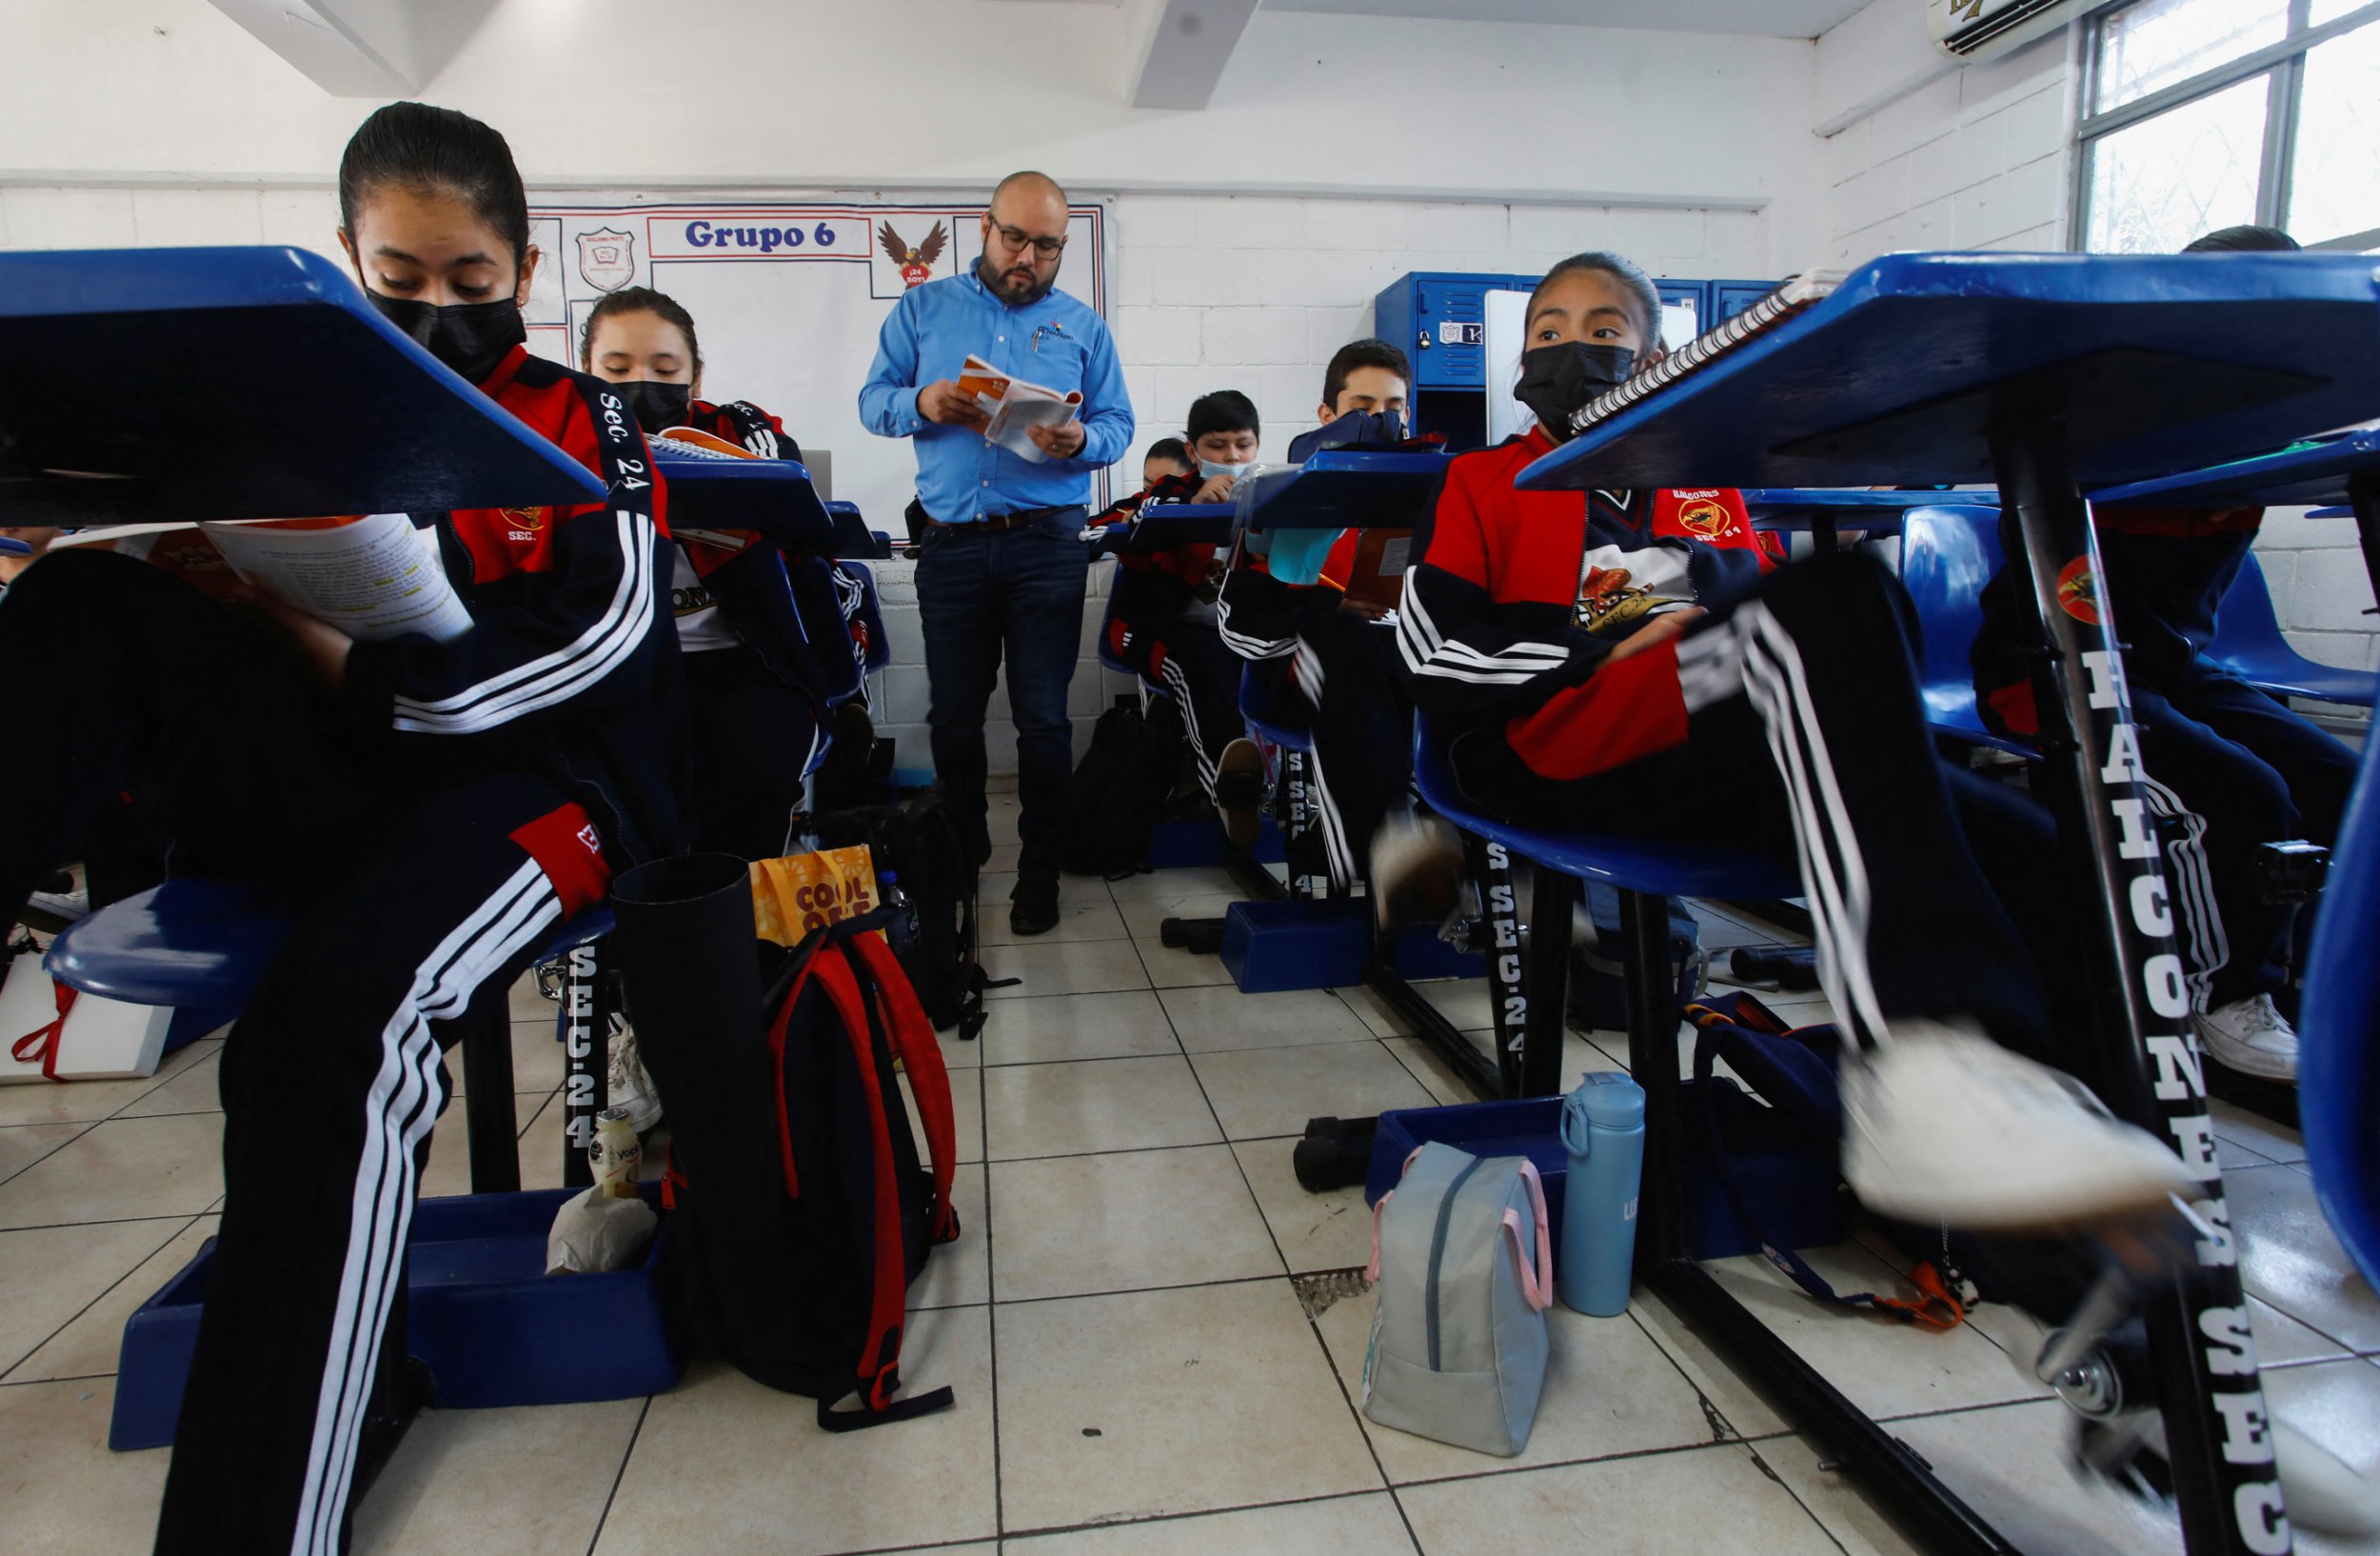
[
  {"xmin": 1894, "ymin": 505, "xmax": 2040, "ymax": 757},
  {"xmin": 1238, "ymin": 663, "xmax": 1312, "ymax": 753},
  {"xmin": 1412, "ymin": 721, "xmax": 1798, "ymax": 901},
  {"xmin": 2205, "ymin": 553, "xmax": 2377, "ymax": 708},
  {"xmin": 48, "ymin": 880, "xmax": 614, "ymax": 1010}
]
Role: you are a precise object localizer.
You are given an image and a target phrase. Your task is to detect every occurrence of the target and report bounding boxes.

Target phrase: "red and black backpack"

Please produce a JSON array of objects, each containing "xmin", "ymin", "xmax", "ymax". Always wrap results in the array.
[{"xmin": 654, "ymin": 916, "xmax": 962, "ymax": 1429}]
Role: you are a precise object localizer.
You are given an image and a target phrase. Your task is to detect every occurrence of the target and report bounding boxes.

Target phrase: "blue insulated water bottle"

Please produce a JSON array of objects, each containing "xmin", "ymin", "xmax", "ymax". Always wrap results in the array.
[{"xmin": 1558, "ymin": 1071, "xmax": 1647, "ymax": 1316}]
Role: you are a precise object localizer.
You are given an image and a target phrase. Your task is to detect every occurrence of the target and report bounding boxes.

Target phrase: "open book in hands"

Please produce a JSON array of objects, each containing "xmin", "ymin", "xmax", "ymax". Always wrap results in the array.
[
  {"xmin": 52, "ymin": 513, "xmax": 471, "ymax": 643},
  {"xmin": 955, "ymin": 354, "xmax": 1083, "ymax": 465}
]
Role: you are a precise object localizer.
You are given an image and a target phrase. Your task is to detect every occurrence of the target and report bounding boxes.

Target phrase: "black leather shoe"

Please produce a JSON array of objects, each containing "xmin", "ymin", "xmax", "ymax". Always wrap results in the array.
[{"xmin": 1009, "ymin": 876, "xmax": 1061, "ymax": 937}]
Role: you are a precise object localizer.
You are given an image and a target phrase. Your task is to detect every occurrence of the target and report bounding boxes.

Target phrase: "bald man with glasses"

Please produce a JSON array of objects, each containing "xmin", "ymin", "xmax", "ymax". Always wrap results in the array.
[{"xmin": 861, "ymin": 170, "xmax": 1134, "ymax": 934}]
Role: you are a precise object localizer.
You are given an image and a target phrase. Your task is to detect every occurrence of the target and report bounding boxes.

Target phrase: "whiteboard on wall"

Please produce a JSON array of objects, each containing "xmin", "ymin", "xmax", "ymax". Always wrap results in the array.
[{"xmin": 523, "ymin": 198, "xmax": 1112, "ymax": 529}]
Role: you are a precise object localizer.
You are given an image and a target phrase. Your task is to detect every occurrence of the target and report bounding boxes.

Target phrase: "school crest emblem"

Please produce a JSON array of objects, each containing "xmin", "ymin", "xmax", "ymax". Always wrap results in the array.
[
  {"xmin": 500, "ymin": 506, "xmax": 548, "ymax": 533},
  {"xmin": 2055, "ymin": 555, "xmax": 2102, "ymax": 625},
  {"xmin": 1676, "ymin": 498, "xmax": 1735, "ymax": 539},
  {"xmin": 878, "ymin": 220, "xmax": 949, "ymax": 289},
  {"xmin": 576, "ymin": 229, "xmax": 636, "ymax": 292}
]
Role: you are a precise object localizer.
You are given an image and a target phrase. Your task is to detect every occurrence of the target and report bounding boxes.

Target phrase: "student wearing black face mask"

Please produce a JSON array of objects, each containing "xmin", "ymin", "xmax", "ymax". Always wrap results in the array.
[
  {"xmin": 580, "ymin": 286, "xmax": 881, "ymax": 869},
  {"xmin": 0, "ymin": 100, "xmax": 689, "ymax": 1556},
  {"xmin": 1392, "ymin": 249, "xmax": 2202, "ymax": 1242}
]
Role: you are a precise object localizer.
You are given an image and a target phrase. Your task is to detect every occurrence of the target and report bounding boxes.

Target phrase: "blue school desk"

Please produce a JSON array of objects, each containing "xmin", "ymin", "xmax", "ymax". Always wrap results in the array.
[
  {"xmin": 1083, "ymin": 500, "xmax": 1236, "ymax": 558},
  {"xmin": 1516, "ymin": 251, "xmax": 2380, "ymax": 1556},
  {"xmin": 0, "ymin": 247, "xmax": 604, "ymax": 525},
  {"xmin": 652, "ymin": 446, "xmax": 835, "ymax": 549},
  {"xmin": 2096, "ymin": 424, "xmax": 2380, "ymax": 635},
  {"xmin": 822, "ymin": 500, "xmax": 893, "ymax": 560},
  {"xmin": 1238, "ymin": 449, "xmax": 1452, "ymax": 530},
  {"xmin": 1738, "ymin": 487, "xmax": 1972, "ymax": 556}
]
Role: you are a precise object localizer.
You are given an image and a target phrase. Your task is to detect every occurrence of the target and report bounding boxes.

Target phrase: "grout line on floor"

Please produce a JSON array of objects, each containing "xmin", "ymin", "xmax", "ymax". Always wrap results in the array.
[
  {"xmin": 994, "ymin": 1485, "xmax": 1409, "ymax": 1549},
  {"xmin": 0, "ymin": 1210, "xmax": 197, "ymax": 1384},
  {"xmin": 0, "ymin": 1119, "xmax": 97, "ymax": 1188},
  {"xmin": 580, "ymin": 1392, "xmax": 650, "ymax": 1556}
]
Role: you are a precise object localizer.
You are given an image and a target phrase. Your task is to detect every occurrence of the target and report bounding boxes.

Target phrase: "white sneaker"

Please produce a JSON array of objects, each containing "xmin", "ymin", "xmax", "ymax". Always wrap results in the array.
[
  {"xmin": 1840, "ymin": 1024, "xmax": 2200, "ymax": 1233},
  {"xmin": 1368, "ymin": 812, "xmax": 1466, "ymax": 929},
  {"xmin": 2193, "ymin": 993, "xmax": 2299, "ymax": 1082},
  {"xmin": 605, "ymin": 1021, "xmax": 662, "ymax": 1134}
]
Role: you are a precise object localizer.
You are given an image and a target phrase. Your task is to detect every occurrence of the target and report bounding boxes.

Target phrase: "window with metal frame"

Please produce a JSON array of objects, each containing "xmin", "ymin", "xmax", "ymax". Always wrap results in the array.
[{"xmin": 2075, "ymin": 0, "xmax": 2380, "ymax": 253}]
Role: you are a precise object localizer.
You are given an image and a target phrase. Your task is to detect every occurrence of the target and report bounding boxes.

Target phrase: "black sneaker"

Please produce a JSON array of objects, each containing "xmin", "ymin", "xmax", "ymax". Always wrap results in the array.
[{"xmin": 1009, "ymin": 875, "xmax": 1061, "ymax": 937}]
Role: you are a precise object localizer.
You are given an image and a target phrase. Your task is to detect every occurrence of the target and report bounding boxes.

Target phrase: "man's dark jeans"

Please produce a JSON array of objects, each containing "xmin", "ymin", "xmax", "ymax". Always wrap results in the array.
[{"xmin": 914, "ymin": 509, "xmax": 1090, "ymax": 882}]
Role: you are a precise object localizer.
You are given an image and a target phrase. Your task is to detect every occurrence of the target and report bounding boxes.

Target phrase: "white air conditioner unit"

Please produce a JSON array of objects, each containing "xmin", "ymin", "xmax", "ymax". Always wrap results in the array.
[{"xmin": 1926, "ymin": 0, "xmax": 2087, "ymax": 62}]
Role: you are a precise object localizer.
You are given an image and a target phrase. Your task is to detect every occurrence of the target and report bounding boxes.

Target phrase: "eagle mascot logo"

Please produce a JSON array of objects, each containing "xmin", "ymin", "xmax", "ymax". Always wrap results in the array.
[{"xmin": 878, "ymin": 220, "xmax": 949, "ymax": 289}]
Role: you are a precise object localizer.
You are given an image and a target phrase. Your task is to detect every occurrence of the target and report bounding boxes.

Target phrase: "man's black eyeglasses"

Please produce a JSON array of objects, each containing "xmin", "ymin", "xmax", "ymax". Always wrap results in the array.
[{"xmin": 991, "ymin": 223, "xmax": 1067, "ymax": 259}]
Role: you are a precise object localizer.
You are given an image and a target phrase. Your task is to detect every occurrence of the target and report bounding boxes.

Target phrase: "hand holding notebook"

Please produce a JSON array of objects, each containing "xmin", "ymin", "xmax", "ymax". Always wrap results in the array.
[{"xmin": 955, "ymin": 354, "xmax": 1083, "ymax": 464}]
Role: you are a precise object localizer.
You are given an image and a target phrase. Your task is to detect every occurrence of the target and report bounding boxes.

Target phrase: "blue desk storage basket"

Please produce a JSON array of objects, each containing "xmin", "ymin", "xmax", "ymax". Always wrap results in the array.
[
  {"xmin": 1368, "ymin": 1094, "xmax": 1840, "ymax": 1265},
  {"xmin": 111, "ymin": 1185, "xmax": 680, "ymax": 1450},
  {"xmin": 1220, "ymin": 899, "xmax": 1370, "ymax": 991}
]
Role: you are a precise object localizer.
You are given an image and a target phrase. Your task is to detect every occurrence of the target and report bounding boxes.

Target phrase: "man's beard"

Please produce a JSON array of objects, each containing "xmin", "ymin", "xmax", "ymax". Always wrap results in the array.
[{"xmin": 978, "ymin": 252, "xmax": 1055, "ymax": 307}]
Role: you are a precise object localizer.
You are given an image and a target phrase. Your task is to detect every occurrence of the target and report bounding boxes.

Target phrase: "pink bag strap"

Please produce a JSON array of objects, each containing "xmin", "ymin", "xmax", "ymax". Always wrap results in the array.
[
  {"xmin": 1362, "ymin": 1147, "xmax": 1429, "ymax": 1282},
  {"xmin": 1500, "ymin": 1208, "xmax": 1553, "ymax": 1312}
]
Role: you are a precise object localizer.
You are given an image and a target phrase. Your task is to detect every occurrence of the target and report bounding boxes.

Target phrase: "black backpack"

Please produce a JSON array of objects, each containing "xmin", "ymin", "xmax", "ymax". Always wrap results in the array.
[
  {"xmin": 817, "ymin": 789, "xmax": 997, "ymax": 1040},
  {"xmin": 609, "ymin": 856, "xmax": 960, "ymax": 1431},
  {"xmin": 1061, "ymin": 702, "xmax": 1179, "ymax": 879}
]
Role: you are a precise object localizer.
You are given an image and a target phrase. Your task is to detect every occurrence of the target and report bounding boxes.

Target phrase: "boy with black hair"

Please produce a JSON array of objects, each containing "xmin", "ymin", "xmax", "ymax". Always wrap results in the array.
[
  {"xmin": 1213, "ymin": 339, "xmax": 1426, "ymax": 883},
  {"xmin": 1094, "ymin": 404, "xmax": 1261, "ymax": 819}
]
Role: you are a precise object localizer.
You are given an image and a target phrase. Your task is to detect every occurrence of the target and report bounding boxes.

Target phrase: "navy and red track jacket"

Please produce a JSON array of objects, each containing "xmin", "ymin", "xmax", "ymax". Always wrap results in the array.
[
  {"xmin": 1970, "ymin": 504, "xmax": 2263, "ymax": 737},
  {"xmin": 1402, "ymin": 428, "xmax": 1767, "ymax": 780},
  {"xmin": 688, "ymin": 398, "xmax": 802, "ymax": 462},
  {"xmin": 342, "ymin": 344, "xmax": 690, "ymax": 863}
]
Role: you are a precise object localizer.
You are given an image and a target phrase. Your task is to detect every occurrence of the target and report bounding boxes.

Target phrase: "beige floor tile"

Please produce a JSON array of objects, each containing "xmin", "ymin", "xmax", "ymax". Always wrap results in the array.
[
  {"xmin": 420, "ymin": 1091, "xmax": 562, "ymax": 1199},
  {"xmin": 982, "ymin": 939, "xmax": 1152, "ymax": 1000},
  {"xmin": 0, "ymin": 1036, "xmax": 221, "ymax": 1128},
  {"xmin": 1957, "ymin": 1285, "xmax": 2354, "ymax": 1381},
  {"xmin": 1189, "ymin": 1043, "xmax": 1433, "ymax": 1142},
  {"xmin": 111, "ymin": 1046, "xmax": 225, "ymax": 1118},
  {"xmin": 1682, "ymin": 904, "xmax": 1795, "ymax": 950},
  {"xmin": 1381, "ymin": 1034, "xmax": 1480, "ymax": 1107},
  {"xmin": 2231, "ymin": 1163, "xmax": 2380, "ymax": 1350},
  {"xmin": 0, "ymin": 1119, "xmax": 90, "ymax": 1187},
  {"xmin": 1767, "ymin": 1400, "xmax": 2177, "ymax": 1556},
  {"xmin": 982, "ymin": 1056, "xmax": 1220, "ymax": 1161},
  {"xmin": 1405, "ymin": 977, "xmax": 1495, "ymax": 1033},
  {"xmin": 934, "ymin": 1018, "xmax": 983, "ymax": 1071},
  {"xmin": 1336, "ymin": 984, "xmax": 1415, "ymax": 1038},
  {"xmin": 2211, "ymin": 1097, "xmax": 2309, "ymax": 1166},
  {"xmin": 1134, "ymin": 934, "xmax": 1240, "ymax": 990},
  {"xmin": 1104, "ymin": 866, "xmax": 1242, "ymax": 901},
  {"xmin": 986, "ymin": 842, "xmax": 1023, "ymax": 873},
  {"xmin": 1160, "ymin": 984, "xmax": 1378, "ymax": 1054},
  {"xmin": 0, "ymin": 1113, "xmax": 226, "ymax": 1229},
  {"xmin": 993, "ymin": 1279, "xmax": 1381, "ymax": 1528},
  {"xmin": 1395, "ymin": 1442, "xmax": 1840, "ymax": 1555},
  {"xmin": 9, "ymin": 1216, "xmax": 218, "ymax": 1384},
  {"xmin": 990, "ymin": 1145, "xmax": 1280, "ymax": 1302},
  {"xmin": 1625, "ymin": 1286, "xmax": 1792, "ymax": 1440},
  {"xmin": 353, "ymin": 1396, "xmax": 644, "ymax": 1556},
  {"xmin": 905, "ymin": 1066, "xmax": 985, "ymax": 1167},
  {"xmin": 978, "ymin": 990, "xmax": 1181, "ymax": 1067},
  {"xmin": 1005, "ymin": 1491, "xmax": 1418, "ymax": 1553},
  {"xmin": 0, "ymin": 1217, "xmax": 190, "ymax": 1377},
  {"xmin": 980, "ymin": 893, "xmax": 1128, "ymax": 948},
  {"xmin": 1112, "ymin": 889, "xmax": 1243, "ymax": 943},
  {"xmin": 2261, "ymin": 1355, "xmax": 2380, "ymax": 1481},
  {"xmin": 1231, "ymin": 1137, "xmax": 1378, "ymax": 1274},
  {"xmin": 1315, "ymin": 1279, "xmax": 1726, "ymax": 1482},
  {"xmin": 1702, "ymin": 1241, "xmax": 2049, "ymax": 1421},
  {"xmin": 910, "ymin": 1164, "xmax": 989, "ymax": 1311},
  {"xmin": 596, "ymin": 1307, "xmax": 995, "ymax": 1556},
  {"xmin": 506, "ymin": 970, "xmax": 551, "ymax": 1023},
  {"xmin": 0, "ymin": 1376, "xmax": 169, "ymax": 1554}
]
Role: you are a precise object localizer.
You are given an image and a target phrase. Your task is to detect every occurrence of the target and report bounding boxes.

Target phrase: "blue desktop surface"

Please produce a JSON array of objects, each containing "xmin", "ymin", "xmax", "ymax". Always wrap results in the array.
[
  {"xmin": 1240, "ymin": 450, "xmax": 1453, "ymax": 530},
  {"xmin": 1, "ymin": 246, "xmax": 604, "ymax": 524},
  {"xmin": 1517, "ymin": 252, "xmax": 2380, "ymax": 493}
]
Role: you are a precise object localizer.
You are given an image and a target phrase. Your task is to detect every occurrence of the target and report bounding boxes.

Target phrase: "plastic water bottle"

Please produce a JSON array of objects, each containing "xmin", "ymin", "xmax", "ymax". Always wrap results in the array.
[
  {"xmin": 1557, "ymin": 1070, "xmax": 1646, "ymax": 1316},
  {"xmin": 881, "ymin": 871, "xmax": 920, "ymax": 953}
]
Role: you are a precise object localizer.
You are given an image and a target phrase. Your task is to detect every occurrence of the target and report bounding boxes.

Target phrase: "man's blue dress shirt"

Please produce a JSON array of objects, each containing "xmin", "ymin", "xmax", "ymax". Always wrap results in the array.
[{"xmin": 859, "ymin": 267, "xmax": 1135, "ymax": 523}]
